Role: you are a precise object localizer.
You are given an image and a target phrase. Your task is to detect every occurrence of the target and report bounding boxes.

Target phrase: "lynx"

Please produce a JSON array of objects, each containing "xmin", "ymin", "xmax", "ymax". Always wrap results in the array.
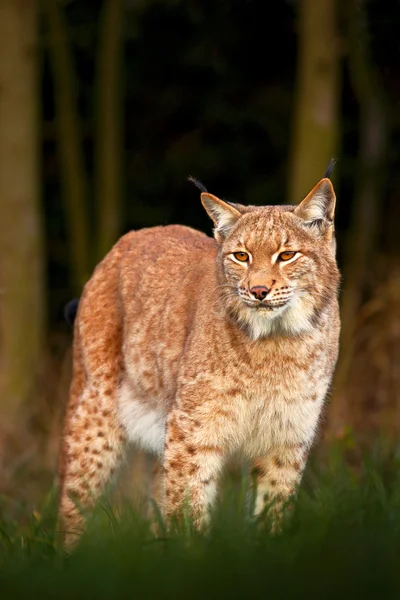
[{"xmin": 58, "ymin": 175, "xmax": 340, "ymax": 546}]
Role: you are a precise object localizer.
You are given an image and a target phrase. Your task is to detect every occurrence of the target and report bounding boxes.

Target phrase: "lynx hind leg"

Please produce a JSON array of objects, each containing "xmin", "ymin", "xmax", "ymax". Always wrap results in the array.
[
  {"xmin": 149, "ymin": 458, "xmax": 164, "ymax": 510},
  {"xmin": 58, "ymin": 267, "xmax": 126, "ymax": 549},
  {"xmin": 144, "ymin": 458, "xmax": 165, "ymax": 535},
  {"xmin": 58, "ymin": 381, "xmax": 126, "ymax": 548}
]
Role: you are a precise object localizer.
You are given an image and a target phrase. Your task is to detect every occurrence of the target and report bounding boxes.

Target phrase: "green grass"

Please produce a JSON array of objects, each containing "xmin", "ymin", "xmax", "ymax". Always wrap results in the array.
[{"xmin": 2, "ymin": 445, "xmax": 400, "ymax": 598}]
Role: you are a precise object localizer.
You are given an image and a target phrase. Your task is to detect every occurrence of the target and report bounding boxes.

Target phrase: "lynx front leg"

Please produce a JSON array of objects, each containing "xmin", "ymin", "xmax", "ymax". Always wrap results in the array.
[
  {"xmin": 58, "ymin": 385, "xmax": 126, "ymax": 549},
  {"xmin": 252, "ymin": 443, "xmax": 308, "ymax": 530},
  {"xmin": 163, "ymin": 411, "xmax": 225, "ymax": 528}
]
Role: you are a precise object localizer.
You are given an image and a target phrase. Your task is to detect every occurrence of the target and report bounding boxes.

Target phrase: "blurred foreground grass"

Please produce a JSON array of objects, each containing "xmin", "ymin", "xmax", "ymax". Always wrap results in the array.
[{"xmin": 2, "ymin": 444, "xmax": 400, "ymax": 598}]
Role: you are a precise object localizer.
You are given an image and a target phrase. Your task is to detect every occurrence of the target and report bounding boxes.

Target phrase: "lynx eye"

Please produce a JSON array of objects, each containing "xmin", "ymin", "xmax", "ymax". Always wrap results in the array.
[
  {"xmin": 233, "ymin": 252, "xmax": 249, "ymax": 262},
  {"xmin": 279, "ymin": 251, "xmax": 297, "ymax": 262}
]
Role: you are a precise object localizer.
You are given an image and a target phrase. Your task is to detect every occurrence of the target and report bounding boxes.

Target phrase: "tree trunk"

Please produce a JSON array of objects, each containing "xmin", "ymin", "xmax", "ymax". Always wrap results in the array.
[
  {"xmin": 44, "ymin": 0, "xmax": 91, "ymax": 291},
  {"xmin": 288, "ymin": 0, "xmax": 340, "ymax": 204},
  {"xmin": 0, "ymin": 0, "xmax": 44, "ymax": 464},
  {"xmin": 95, "ymin": 0, "xmax": 124, "ymax": 261},
  {"xmin": 326, "ymin": 0, "xmax": 389, "ymax": 437}
]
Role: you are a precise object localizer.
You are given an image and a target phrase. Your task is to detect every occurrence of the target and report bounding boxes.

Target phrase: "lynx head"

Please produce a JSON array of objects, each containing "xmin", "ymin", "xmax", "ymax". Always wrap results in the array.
[{"xmin": 199, "ymin": 178, "xmax": 340, "ymax": 339}]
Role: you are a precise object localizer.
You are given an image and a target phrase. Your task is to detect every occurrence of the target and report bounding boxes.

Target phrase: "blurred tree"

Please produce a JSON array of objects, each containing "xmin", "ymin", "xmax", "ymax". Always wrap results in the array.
[
  {"xmin": 96, "ymin": 0, "xmax": 124, "ymax": 260},
  {"xmin": 44, "ymin": 0, "xmax": 125, "ymax": 287},
  {"xmin": 0, "ymin": 0, "xmax": 45, "ymax": 468},
  {"xmin": 288, "ymin": 0, "xmax": 340, "ymax": 203},
  {"xmin": 44, "ymin": 0, "xmax": 91, "ymax": 292},
  {"xmin": 327, "ymin": 0, "xmax": 389, "ymax": 437}
]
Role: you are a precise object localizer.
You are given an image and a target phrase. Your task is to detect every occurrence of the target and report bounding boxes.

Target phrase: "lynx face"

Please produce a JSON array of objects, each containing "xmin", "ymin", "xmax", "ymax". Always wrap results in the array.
[{"xmin": 201, "ymin": 179, "xmax": 338, "ymax": 339}]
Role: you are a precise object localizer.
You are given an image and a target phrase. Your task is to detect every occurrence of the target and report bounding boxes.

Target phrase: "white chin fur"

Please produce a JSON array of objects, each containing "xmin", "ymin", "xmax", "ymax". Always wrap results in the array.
[{"xmin": 238, "ymin": 296, "xmax": 315, "ymax": 340}]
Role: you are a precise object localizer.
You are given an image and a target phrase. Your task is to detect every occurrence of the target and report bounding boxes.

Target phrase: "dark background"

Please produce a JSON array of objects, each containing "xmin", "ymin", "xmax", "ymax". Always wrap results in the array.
[{"xmin": 44, "ymin": 0, "xmax": 398, "ymax": 319}]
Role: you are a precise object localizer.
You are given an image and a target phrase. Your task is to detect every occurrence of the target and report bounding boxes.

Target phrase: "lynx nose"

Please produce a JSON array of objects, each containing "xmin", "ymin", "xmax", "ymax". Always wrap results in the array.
[{"xmin": 250, "ymin": 286, "xmax": 269, "ymax": 301}]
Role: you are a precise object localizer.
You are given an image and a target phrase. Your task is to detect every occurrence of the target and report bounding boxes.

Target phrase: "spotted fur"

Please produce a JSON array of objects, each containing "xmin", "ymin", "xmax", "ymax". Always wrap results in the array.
[{"xmin": 58, "ymin": 178, "xmax": 340, "ymax": 547}]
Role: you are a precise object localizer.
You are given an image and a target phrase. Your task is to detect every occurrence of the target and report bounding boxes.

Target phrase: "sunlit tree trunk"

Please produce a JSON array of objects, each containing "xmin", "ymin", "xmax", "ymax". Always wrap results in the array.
[
  {"xmin": 288, "ymin": 0, "xmax": 340, "ymax": 203},
  {"xmin": 0, "ymin": 0, "xmax": 44, "ymax": 465},
  {"xmin": 327, "ymin": 0, "xmax": 389, "ymax": 437},
  {"xmin": 95, "ymin": 0, "xmax": 124, "ymax": 261},
  {"xmin": 44, "ymin": 0, "xmax": 91, "ymax": 291}
]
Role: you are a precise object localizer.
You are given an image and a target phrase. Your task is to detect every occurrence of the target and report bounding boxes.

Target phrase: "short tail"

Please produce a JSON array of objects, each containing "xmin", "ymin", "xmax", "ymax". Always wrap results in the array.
[{"xmin": 64, "ymin": 298, "xmax": 79, "ymax": 327}]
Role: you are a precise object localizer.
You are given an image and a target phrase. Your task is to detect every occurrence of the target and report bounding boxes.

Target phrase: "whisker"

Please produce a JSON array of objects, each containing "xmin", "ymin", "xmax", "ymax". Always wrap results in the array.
[
  {"xmin": 299, "ymin": 288, "xmax": 330, "ymax": 299},
  {"xmin": 297, "ymin": 290, "xmax": 331, "ymax": 304},
  {"xmin": 216, "ymin": 284, "xmax": 238, "ymax": 290}
]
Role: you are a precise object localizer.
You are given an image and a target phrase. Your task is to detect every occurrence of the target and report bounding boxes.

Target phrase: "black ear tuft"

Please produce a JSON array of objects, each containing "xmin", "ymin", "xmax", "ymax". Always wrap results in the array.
[
  {"xmin": 324, "ymin": 158, "xmax": 337, "ymax": 179},
  {"xmin": 64, "ymin": 298, "xmax": 79, "ymax": 327},
  {"xmin": 188, "ymin": 176, "xmax": 208, "ymax": 193}
]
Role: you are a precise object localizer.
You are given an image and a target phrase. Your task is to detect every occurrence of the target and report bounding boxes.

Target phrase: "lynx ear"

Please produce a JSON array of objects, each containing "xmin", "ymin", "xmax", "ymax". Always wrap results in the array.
[
  {"xmin": 201, "ymin": 192, "xmax": 241, "ymax": 240},
  {"xmin": 294, "ymin": 178, "xmax": 336, "ymax": 225}
]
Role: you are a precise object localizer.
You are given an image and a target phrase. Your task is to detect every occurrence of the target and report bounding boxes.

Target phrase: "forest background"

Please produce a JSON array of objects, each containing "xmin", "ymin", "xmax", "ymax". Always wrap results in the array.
[{"xmin": 0, "ymin": 0, "xmax": 399, "ymax": 505}]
